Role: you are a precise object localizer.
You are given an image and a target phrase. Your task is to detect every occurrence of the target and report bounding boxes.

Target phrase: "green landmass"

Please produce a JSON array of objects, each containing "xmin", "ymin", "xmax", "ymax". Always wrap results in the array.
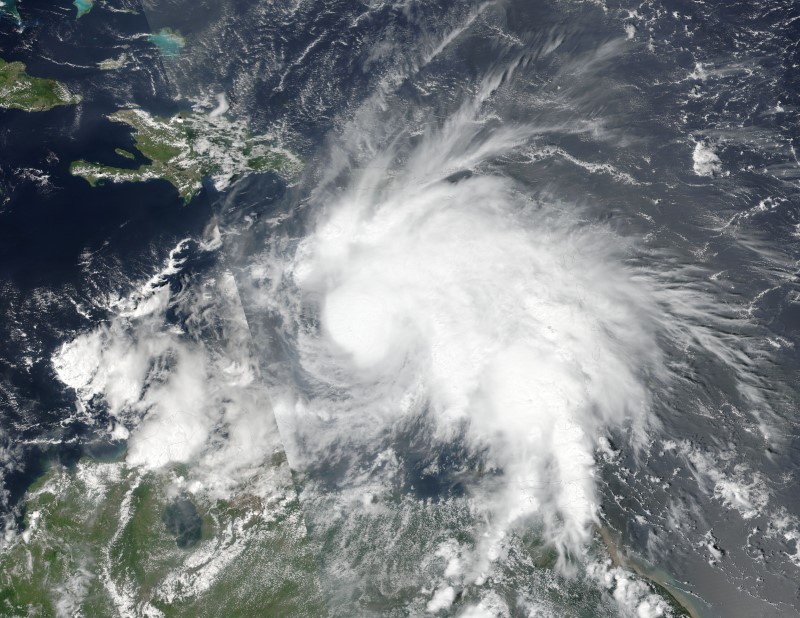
[
  {"xmin": 0, "ymin": 58, "xmax": 81, "ymax": 112},
  {"xmin": 0, "ymin": 459, "xmax": 324, "ymax": 617},
  {"xmin": 70, "ymin": 107, "xmax": 301, "ymax": 203},
  {"xmin": 1, "ymin": 456, "xmax": 693, "ymax": 616},
  {"xmin": 115, "ymin": 147, "xmax": 135, "ymax": 159}
]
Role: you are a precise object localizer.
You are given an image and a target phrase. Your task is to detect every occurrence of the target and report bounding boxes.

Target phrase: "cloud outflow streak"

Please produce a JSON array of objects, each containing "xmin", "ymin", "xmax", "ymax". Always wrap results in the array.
[{"xmin": 265, "ymin": 73, "xmax": 673, "ymax": 573}]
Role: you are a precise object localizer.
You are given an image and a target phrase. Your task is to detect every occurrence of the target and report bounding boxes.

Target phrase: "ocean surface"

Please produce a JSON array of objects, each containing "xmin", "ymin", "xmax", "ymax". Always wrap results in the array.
[
  {"xmin": 2, "ymin": 0, "xmax": 799, "ymax": 616},
  {"xmin": 0, "ymin": 0, "xmax": 215, "ymax": 520}
]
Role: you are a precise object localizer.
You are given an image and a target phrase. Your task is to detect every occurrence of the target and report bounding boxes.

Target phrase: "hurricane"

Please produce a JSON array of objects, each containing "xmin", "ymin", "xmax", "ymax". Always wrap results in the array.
[
  {"xmin": 4, "ymin": 0, "xmax": 799, "ymax": 615},
  {"xmin": 244, "ymin": 40, "xmax": 784, "ymax": 611}
]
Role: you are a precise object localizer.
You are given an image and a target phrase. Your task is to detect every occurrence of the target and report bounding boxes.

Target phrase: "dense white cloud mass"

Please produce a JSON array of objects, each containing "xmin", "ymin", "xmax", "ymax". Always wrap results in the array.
[
  {"xmin": 259, "ymin": 71, "xmax": 674, "ymax": 573},
  {"xmin": 692, "ymin": 140, "xmax": 722, "ymax": 177},
  {"xmin": 47, "ymin": 58, "xmax": 777, "ymax": 609},
  {"xmin": 249, "ymin": 47, "xmax": 783, "ymax": 589},
  {"xmin": 52, "ymin": 240, "xmax": 284, "ymax": 499}
]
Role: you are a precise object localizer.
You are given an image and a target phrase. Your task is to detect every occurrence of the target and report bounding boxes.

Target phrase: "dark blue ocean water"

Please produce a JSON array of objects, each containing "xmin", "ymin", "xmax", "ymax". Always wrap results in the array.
[
  {"xmin": 185, "ymin": 0, "xmax": 800, "ymax": 614},
  {"xmin": 0, "ymin": 0, "xmax": 215, "ymax": 521},
  {"xmin": 1, "ymin": 0, "xmax": 799, "ymax": 615}
]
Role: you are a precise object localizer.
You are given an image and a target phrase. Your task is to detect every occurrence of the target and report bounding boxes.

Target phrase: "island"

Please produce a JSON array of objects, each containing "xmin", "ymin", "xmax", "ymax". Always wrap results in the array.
[
  {"xmin": 98, "ymin": 53, "xmax": 128, "ymax": 70},
  {"xmin": 73, "ymin": 0, "xmax": 93, "ymax": 19},
  {"xmin": 0, "ymin": 0, "xmax": 20, "ymax": 23},
  {"xmin": 70, "ymin": 106, "xmax": 302, "ymax": 202},
  {"xmin": 148, "ymin": 28, "xmax": 185, "ymax": 57},
  {"xmin": 0, "ymin": 58, "xmax": 81, "ymax": 112}
]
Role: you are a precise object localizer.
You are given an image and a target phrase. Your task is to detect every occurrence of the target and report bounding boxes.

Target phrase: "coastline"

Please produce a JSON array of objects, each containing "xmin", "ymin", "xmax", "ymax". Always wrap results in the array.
[{"xmin": 598, "ymin": 526, "xmax": 708, "ymax": 618}]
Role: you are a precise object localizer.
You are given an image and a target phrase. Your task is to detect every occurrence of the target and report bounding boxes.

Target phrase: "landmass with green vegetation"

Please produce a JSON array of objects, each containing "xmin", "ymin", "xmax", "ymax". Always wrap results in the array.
[
  {"xmin": 0, "ymin": 458, "xmax": 324, "ymax": 617},
  {"xmin": 0, "ymin": 456, "xmax": 694, "ymax": 616},
  {"xmin": 0, "ymin": 58, "xmax": 80, "ymax": 112},
  {"xmin": 70, "ymin": 106, "xmax": 301, "ymax": 202}
]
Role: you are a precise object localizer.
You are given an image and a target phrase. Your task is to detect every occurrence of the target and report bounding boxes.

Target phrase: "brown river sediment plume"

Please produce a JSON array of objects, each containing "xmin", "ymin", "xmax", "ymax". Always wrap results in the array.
[{"xmin": 597, "ymin": 526, "xmax": 707, "ymax": 618}]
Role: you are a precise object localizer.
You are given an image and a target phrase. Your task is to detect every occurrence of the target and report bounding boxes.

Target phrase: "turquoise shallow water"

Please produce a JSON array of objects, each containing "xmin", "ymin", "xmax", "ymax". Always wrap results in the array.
[
  {"xmin": 148, "ymin": 28, "xmax": 185, "ymax": 57},
  {"xmin": 73, "ymin": 0, "xmax": 93, "ymax": 19},
  {"xmin": 1, "ymin": 0, "xmax": 21, "ymax": 22}
]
